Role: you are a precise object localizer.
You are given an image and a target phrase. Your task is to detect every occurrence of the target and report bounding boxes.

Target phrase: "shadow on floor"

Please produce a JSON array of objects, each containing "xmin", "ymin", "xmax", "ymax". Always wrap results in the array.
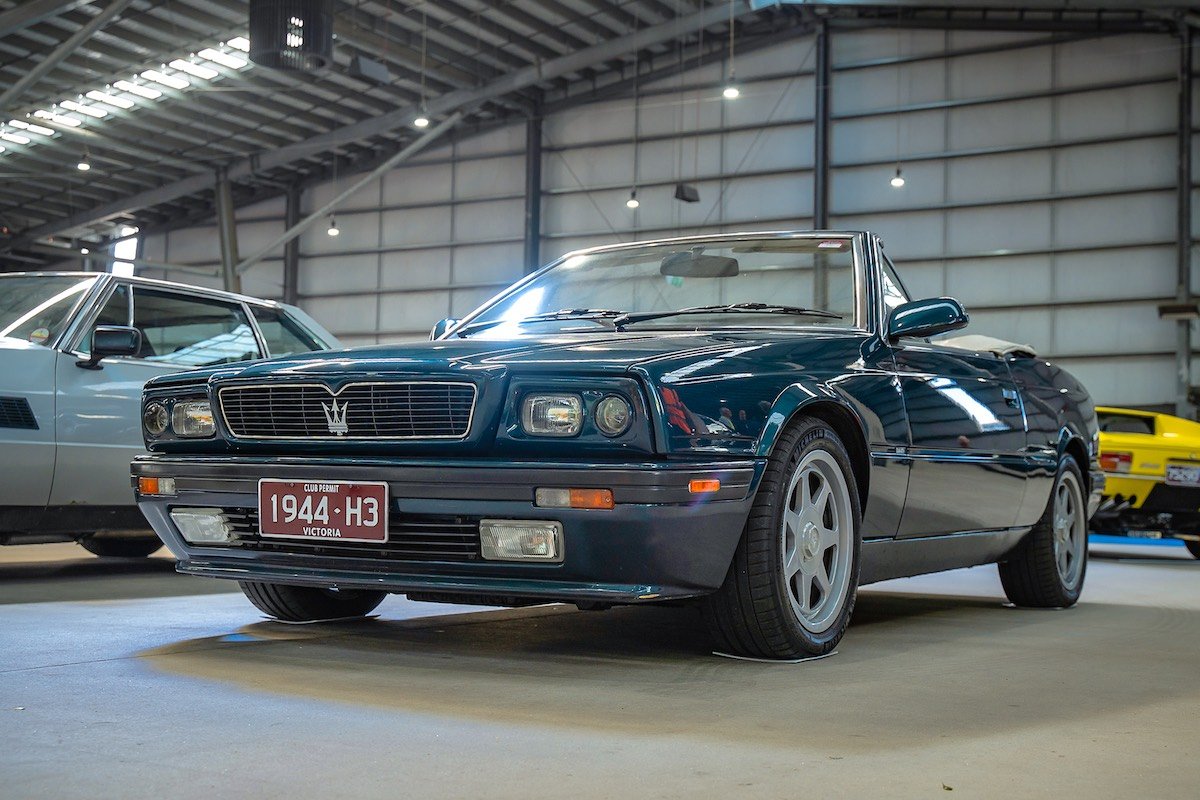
[
  {"xmin": 141, "ymin": 589, "xmax": 1200, "ymax": 751},
  {"xmin": 0, "ymin": 555, "xmax": 237, "ymax": 604}
]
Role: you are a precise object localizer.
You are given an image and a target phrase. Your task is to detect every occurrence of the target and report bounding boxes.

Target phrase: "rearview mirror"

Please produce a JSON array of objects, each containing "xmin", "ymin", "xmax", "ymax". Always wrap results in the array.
[
  {"xmin": 76, "ymin": 325, "xmax": 141, "ymax": 370},
  {"xmin": 430, "ymin": 318, "xmax": 459, "ymax": 340},
  {"xmin": 886, "ymin": 297, "xmax": 969, "ymax": 342},
  {"xmin": 660, "ymin": 252, "xmax": 739, "ymax": 278}
]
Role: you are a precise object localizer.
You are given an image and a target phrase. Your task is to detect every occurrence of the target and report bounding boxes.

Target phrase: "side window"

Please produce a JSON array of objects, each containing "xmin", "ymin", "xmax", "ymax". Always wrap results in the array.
[
  {"xmin": 131, "ymin": 289, "xmax": 261, "ymax": 367},
  {"xmin": 77, "ymin": 285, "xmax": 132, "ymax": 355},
  {"xmin": 251, "ymin": 306, "xmax": 325, "ymax": 357},
  {"xmin": 880, "ymin": 256, "xmax": 910, "ymax": 318}
]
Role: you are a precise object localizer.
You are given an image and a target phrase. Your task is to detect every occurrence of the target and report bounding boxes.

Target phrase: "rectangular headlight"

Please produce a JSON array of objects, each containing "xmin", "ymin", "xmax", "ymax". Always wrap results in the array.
[
  {"xmin": 171, "ymin": 400, "xmax": 215, "ymax": 438},
  {"xmin": 480, "ymin": 519, "xmax": 563, "ymax": 562},
  {"xmin": 521, "ymin": 394, "xmax": 583, "ymax": 437}
]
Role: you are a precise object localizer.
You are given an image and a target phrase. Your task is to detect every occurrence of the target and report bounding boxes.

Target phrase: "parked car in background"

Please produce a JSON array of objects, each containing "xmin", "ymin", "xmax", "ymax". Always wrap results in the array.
[
  {"xmin": 0, "ymin": 272, "xmax": 338, "ymax": 557},
  {"xmin": 1091, "ymin": 405, "xmax": 1200, "ymax": 558},
  {"xmin": 131, "ymin": 231, "xmax": 1100, "ymax": 659}
]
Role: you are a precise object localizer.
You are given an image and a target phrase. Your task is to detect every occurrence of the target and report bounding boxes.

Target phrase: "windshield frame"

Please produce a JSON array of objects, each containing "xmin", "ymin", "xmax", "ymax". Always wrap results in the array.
[
  {"xmin": 0, "ymin": 273, "xmax": 101, "ymax": 349},
  {"xmin": 448, "ymin": 231, "xmax": 870, "ymax": 339}
]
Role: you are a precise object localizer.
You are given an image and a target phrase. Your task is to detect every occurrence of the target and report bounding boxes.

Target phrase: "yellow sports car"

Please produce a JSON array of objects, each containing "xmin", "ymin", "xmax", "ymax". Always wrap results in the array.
[{"xmin": 1092, "ymin": 406, "xmax": 1200, "ymax": 558}]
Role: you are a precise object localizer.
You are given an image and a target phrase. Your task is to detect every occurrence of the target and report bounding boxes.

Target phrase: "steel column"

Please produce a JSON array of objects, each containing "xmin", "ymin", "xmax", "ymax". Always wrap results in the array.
[
  {"xmin": 523, "ymin": 98, "xmax": 544, "ymax": 274},
  {"xmin": 283, "ymin": 183, "xmax": 302, "ymax": 305},
  {"xmin": 813, "ymin": 18, "xmax": 831, "ymax": 231},
  {"xmin": 215, "ymin": 167, "xmax": 242, "ymax": 294},
  {"xmin": 1177, "ymin": 24, "xmax": 1194, "ymax": 418}
]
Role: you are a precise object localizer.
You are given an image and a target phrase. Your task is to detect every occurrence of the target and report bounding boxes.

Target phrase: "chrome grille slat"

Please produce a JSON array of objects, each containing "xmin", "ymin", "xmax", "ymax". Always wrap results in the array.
[{"xmin": 218, "ymin": 381, "xmax": 476, "ymax": 440}]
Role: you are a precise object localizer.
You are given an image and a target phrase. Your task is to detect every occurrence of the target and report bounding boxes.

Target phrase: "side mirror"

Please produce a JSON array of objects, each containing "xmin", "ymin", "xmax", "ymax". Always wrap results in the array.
[
  {"xmin": 430, "ymin": 318, "xmax": 459, "ymax": 340},
  {"xmin": 886, "ymin": 297, "xmax": 969, "ymax": 342},
  {"xmin": 76, "ymin": 325, "xmax": 141, "ymax": 369}
]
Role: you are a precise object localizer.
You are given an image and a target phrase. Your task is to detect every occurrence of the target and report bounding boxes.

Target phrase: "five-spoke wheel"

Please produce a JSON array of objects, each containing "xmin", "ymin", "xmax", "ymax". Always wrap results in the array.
[{"xmin": 704, "ymin": 416, "xmax": 861, "ymax": 659}]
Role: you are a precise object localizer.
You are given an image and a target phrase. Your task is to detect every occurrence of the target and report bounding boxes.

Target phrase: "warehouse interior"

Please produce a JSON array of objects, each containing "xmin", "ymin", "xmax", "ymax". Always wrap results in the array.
[{"xmin": 3, "ymin": 1, "xmax": 1200, "ymax": 798}]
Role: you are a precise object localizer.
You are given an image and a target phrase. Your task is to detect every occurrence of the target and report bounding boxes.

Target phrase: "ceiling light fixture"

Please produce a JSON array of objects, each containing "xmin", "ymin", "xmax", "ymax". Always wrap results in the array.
[
  {"xmin": 80, "ymin": 247, "xmax": 90, "ymax": 255},
  {"xmin": 890, "ymin": 167, "xmax": 905, "ymax": 188},
  {"xmin": 723, "ymin": 0, "xmax": 738, "ymax": 100},
  {"xmin": 626, "ymin": 189, "xmax": 640, "ymax": 209},
  {"xmin": 327, "ymin": 216, "xmax": 340, "ymax": 236},
  {"xmin": 413, "ymin": 112, "xmax": 430, "ymax": 128}
]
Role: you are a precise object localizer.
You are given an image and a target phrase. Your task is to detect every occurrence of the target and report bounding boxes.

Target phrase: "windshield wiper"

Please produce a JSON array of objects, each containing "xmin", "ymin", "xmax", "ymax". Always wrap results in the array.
[
  {"xmin": 455, "ymin": 308, "xmax": 627, "ymax": 337},
  {"xmin": 614, "ymin": 303, "xmax": 843, "ymax": 327}
]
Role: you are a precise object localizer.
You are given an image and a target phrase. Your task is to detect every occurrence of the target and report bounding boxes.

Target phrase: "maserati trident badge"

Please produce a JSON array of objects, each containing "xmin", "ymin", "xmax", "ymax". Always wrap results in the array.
[{"xmin": 321, "ymin": 398, "xmax": 349, "ymax": 436}]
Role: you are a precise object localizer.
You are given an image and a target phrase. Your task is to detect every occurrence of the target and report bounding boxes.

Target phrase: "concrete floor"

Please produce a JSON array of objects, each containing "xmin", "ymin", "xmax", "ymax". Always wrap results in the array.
[{"xmin": 2, "ymin": 540, "xmax": 1198, "ymax": 800}]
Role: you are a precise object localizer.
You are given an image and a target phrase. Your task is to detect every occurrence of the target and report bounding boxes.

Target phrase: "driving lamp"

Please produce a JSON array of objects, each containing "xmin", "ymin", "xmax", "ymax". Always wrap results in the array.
[
  {"xmin": 522, "ymin": 394, "xmax": 583, "ymax": 437},
  {"xmin": 594, "ymin": 395, "xmax": 632, "ymax": 436},
  {"xmin": 170, "ymin": 508, "xmax": 232, "ymax": 543},
  {"xmin": 171, "ymin": 400, "xmax": 216, "ymax": 438},
  {"xmin": 143, "ymin": 402, "xmax": 168, "ymax": 436},
  {"xmin": 480, "ymin": 519, "xmax": 563, "ymax": 562}
]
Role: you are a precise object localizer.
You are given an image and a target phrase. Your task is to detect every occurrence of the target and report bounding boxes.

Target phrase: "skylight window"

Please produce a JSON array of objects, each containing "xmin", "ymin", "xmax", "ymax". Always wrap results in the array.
[
  {"xmin": 60, "ymin": 100, "xmax": 108, "ymax": 118},
  {"xmin": 2, "ymin": 37, "xmax": 253, "ymax": 163},
  {"xmin": 169, "ymin": 59, "xmax": 218, "ymax": 80},
  {"xmin": 140, "ymin": 69, "xmax": 189, "ymax": 90},
  {"xmin": 86, "ymin": 91, "xmax": 135, "ymax": 109}
]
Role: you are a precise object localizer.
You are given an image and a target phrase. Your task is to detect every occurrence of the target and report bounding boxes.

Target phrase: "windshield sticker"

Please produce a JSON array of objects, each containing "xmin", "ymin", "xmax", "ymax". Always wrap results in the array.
[
  {"xmin": 29, "ymin": 327, "xmax": 50, "ymax": 345},
  {"xmin": 818, "ymin": 240, "xmax": 846, "ymax": 250}
]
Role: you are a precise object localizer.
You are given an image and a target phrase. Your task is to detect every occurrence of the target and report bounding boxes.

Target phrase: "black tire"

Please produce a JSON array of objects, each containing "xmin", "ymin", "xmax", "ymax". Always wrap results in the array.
[
  {"xmin": 703, "ymin": 417, "xmax": 862, "ymax": 659},
  {"xmin": 238, "ymin": 581, "xmax": 386, "ymax": 622},
  {"xmin": 79, "ymin": 534, "xmax": 163, "ymax": 558},
  {"xmin": 999, "ymin": 456, "xmax": 1087, "ymax": 608},
  {"xmin": 1185, "ymin": 540, "xmax": 1200, "ymax": 560}
]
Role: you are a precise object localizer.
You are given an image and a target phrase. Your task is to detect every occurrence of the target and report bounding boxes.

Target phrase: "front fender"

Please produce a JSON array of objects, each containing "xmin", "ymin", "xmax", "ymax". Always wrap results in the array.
[{"xmin": 755, "ymin": 382, "xmax": 869, "ymax": 459}]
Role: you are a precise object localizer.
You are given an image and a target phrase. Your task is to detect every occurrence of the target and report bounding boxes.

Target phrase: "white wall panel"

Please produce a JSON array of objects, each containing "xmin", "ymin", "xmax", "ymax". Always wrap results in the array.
[{"xmin": 128, "ymin": 31, "xmax": 1191, "ymax": 407}]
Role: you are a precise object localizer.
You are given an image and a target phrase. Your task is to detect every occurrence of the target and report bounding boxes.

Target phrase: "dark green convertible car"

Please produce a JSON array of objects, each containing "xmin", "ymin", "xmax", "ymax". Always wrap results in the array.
[{"xmin": 131, "ymin": 231, "xmax": 1101, "ymax": 659}]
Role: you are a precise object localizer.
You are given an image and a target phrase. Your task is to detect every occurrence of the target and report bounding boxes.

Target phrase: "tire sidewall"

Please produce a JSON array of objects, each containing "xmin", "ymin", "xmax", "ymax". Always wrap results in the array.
[
  {"xmin": 1051, "ymin": 457, "xmax": 1088, "ymax": 604},
  {"xmin": 764, "ymin": 420, "xmax": 863, "ymax": 651}
]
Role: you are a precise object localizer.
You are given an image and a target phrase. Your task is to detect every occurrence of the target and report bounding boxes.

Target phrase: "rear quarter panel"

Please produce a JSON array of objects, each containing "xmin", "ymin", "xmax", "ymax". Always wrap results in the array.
[{"xmin": 1008, "ymin": 357, "xmax": 1098, "ymax": 526}]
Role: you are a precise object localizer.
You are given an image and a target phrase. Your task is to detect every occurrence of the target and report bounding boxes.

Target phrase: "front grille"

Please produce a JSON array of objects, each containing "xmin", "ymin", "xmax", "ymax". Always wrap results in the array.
[
  {"xmin": 218, "ymin": 381, "xmax": 476, "ymax": 440},
  {"xmin": 219, "ymin": 508, "xmax": 481, "ymax": 562},
  {"xmin": 0, "ymin": 396, "xmax": 37, "ymax": 430}
]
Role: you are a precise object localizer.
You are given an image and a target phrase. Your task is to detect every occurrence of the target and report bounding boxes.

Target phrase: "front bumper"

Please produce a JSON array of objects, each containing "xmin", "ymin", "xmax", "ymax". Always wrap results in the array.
[{"xmin": 131, "ymin": 455, "xmax": 762, "ymax": 602}]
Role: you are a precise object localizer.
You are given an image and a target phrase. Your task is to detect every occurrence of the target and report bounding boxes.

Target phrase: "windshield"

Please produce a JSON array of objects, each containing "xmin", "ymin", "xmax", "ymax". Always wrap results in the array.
[
  {"xmin": 0, "ymin": 275, "xmax": 97, "ymax": 346},
  {"xmin": 458, "ymin": 236, "xmax": 858, "ymax": 338}
]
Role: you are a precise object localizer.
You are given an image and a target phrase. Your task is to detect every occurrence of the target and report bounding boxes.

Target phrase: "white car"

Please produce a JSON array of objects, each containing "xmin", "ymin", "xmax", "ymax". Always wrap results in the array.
[{"xmin": 0, "ymin": 272, "xmax": 338, "ymax": 557}]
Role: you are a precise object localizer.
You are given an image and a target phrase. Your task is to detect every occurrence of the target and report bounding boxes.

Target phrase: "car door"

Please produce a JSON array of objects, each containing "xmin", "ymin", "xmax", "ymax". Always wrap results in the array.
[
  {"xmin": 50, "ymin": 283, "xmax": 263, "ymax": 508},
  {"xmin": 877, "ymin": 257, "xmax": 1029, "ymax": 537}
]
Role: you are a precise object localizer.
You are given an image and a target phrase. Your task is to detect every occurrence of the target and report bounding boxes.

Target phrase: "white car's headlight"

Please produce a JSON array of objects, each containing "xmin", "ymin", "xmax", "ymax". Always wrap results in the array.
[
  {"xmin": 171, "ymin": 400, "xmax": 216, "ymax": 438},
  {"xmin": 521, "ymin": 394, "xmax": 583, "ymax": 437}
]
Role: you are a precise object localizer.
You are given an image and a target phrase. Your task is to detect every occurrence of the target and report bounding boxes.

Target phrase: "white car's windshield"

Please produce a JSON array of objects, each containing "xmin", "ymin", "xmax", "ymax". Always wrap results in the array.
[
  {"xmin": 458, "ymin": 236, "xmax": 858, "ymax": 338},
  {"xmin": 0, "ymin": 275, "xmax": 97, "ymax": 346}
]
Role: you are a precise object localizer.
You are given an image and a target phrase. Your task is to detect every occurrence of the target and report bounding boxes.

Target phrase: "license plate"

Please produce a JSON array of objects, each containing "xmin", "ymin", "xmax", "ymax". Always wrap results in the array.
[
  {"xmin": 1166, "ymin": 464, "xmax": 1200, "ymax": 486},
  {"xmin": 258, "ymin": 479, "xmax": 388, "ymax": 542}
]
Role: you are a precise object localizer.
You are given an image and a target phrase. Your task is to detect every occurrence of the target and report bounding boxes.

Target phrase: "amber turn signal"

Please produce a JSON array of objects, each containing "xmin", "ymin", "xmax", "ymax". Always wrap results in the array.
[
  {"xmin": 534, "ymin": 487, "xmax": 614, "ymax": 509},
  {"xmin": 138, "ymin": 476, "xmax": 176, "ymax": 495},
  {"xmin": 689, "ymin": 478, "xmax": 721, "ymax": 494}
]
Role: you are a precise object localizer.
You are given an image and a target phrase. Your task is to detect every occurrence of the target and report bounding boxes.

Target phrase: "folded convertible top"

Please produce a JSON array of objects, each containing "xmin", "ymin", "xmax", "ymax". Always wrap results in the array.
[{"xmin": 938, "ymin": 334, "xmax": 1038, "ymax": 358}]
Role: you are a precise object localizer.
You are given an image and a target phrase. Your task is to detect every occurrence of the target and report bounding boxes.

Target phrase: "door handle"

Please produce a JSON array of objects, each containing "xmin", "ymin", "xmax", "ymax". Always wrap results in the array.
[{"xmin": 1002, "ymin": 388, "xmax": 1019, "ymax": 407}]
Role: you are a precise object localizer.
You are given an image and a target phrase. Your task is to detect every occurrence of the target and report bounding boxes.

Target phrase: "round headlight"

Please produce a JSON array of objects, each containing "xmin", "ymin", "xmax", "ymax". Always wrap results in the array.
[
  {"xmin": 595, "ymin": 395, "xmax": 632, "ymax": 437},
  {"xmin": 143, "ymin": 402, "xmax": 168, "ymax": 436}
]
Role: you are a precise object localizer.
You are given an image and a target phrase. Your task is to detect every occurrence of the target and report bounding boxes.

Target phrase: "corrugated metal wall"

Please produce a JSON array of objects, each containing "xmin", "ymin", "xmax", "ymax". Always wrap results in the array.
[{"xmin": 141, "ymin": 28, "xmax": 1193, "ymax": 408}]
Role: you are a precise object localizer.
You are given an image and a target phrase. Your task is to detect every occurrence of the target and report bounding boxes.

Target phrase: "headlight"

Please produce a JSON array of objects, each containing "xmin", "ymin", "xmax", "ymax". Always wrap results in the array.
[
  {"xmin": 142, "ymin": 402, "xmax": 168, "ymax": 437},
  {"xmin": 521, "ymin": 394, "xmax": 583, "ymax": 437},
  {"xmin": 594, "ymin": 395, "xmax": 632, "ymax": 436},
  {"xmin": 171, "ymin": 400, "xmax": 215, "ymax": 438}
]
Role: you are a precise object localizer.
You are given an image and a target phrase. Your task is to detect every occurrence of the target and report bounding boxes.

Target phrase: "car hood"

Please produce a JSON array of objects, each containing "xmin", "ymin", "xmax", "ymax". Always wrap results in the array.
[{"xmin": 150, "ymin": 329, "xmax": 861, "ymax": 388}]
